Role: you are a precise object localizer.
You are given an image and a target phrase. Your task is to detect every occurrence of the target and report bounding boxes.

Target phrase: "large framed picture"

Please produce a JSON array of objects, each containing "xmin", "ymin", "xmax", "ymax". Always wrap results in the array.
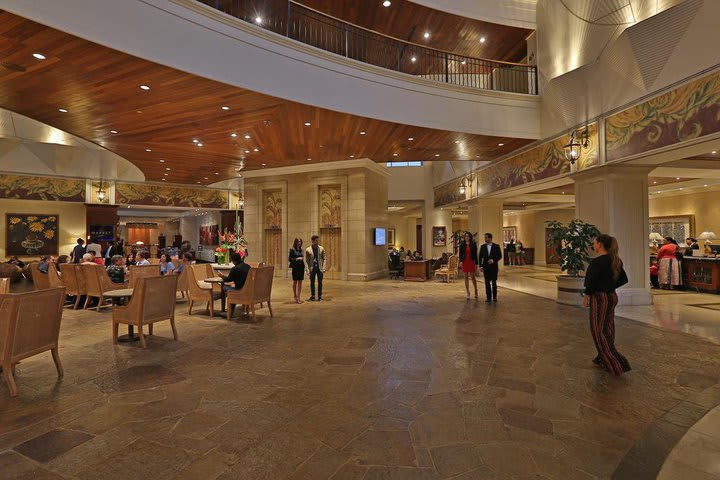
[
  {"xmin": 6, "ymin": 214, "xmax": 59, "ymax": 256},
  {"xmin": 199, "ymin": 225, "xmax": 219, "ymax": 246},
  {"xmin": 387, "ymin": 228, "xmax": 396, "ymax": 246},
  {"xmin": 432, "ymin": 226, "xmax": 447, "ymax": 247},
  {"xmin": 503, "ymin": 226, "xmax": 517, "ymax": 244}
]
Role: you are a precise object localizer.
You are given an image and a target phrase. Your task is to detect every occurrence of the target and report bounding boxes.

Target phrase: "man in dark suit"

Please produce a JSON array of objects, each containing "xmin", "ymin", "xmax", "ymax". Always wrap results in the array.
[
  {"xmin": 71, "ymin": 238, "xmax": 86, "ymax": 264},
  {"xmin": 221, "ymin": 252, "xmax": 251, "ymax": 292},
  {"xmin": 478, "ymin": 232, "xmax": 502, "ymax": 303}
]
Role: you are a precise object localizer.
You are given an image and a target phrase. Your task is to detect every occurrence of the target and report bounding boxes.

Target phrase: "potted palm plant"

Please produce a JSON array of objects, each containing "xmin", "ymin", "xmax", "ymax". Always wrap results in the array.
[{"xmin": 546, "ymin": 219, "xmax": 600, "ymax": 306}]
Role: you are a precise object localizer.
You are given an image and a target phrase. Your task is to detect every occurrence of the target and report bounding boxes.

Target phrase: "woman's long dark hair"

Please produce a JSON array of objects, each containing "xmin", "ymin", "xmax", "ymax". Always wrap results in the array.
[
  {"xmin": 597, "ymin": 234, "xmax": 622, "ymax": 280},
  {"xmin": 293, "ymin": 238, "xmax": 303, "ymax": 250}
]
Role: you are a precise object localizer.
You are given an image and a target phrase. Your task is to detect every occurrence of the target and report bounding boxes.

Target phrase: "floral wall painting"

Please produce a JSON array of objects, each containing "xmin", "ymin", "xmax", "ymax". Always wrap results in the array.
[
  {"xmin": 116, "ymin": 182, "xmax": 228, "ymax": 208},
  {"xmin": 320, "ymin": 185, "xmax": 341, "ymax": 227},
  {"xmin": 0, "ymin": 175, "xmax": 85, "ymax": 202},
  {"xmin": 432, "ymin": 226, "xmax": 447, "ymax": 247},
  {"xmin": 6, "ymin": 214, "xmax": 59, "ymax": 255},
  {"xmin": 263, "ymin": 190, "xmax": 282, "ymax": 229},
  {"xmin": 199, "ymin": 225, "xmax": 219, "ymax": 246}
]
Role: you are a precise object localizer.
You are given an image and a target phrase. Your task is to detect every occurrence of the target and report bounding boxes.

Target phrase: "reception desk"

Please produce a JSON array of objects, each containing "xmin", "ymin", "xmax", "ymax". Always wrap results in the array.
[{"xmin": 404, "ymin": 260, "xmax": 431, "ymax": 282}]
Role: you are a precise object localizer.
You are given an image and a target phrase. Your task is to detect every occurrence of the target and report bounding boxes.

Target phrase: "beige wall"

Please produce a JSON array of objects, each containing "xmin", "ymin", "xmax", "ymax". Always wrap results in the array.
[
  {"xmin": 503, "ymin": 207, "xmax": 574, "ymax": 264},
  {"xmin": 0, "ymin": 198, "xmax": 86, "ymax": 260},
  {"xmin": 650, "ymin": 189, "xmax": 720, "ymax": 237}
]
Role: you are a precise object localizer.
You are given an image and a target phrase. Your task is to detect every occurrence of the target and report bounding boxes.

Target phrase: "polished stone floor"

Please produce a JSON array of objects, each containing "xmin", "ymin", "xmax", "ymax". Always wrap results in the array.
[{"xmin": 2, "ymin": 277, "xmax": 720, "ymax": 479}]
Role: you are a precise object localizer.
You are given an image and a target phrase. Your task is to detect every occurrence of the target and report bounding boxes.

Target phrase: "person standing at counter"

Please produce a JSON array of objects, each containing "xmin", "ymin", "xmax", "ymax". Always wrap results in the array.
[
  {"xmin": 478, "ymin": 233, "xmax": 502, "ymax": 303},
  {"xmin": 684, "ymin": 237, "xmax": 699, "ymax": 256},
  {"xmin": 657, "ymin": 237, "xmax": 682, "ymax": 289},
  {"xmin": 289, "ymin": 238, "xmax": 305, "ymax": 304},
  {"xmin": 583, "ymin": 234, "xmax": 631, "ymax": 376},
  {"xmin": 459, "ymin": 232, "xmax": 479, "ymax": 299}
]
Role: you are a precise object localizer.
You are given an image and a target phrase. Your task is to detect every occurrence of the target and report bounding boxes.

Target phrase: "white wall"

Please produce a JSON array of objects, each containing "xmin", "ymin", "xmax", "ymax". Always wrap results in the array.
[
  {"xmin": 388, "ymin": 166, "xmax": 426, "ymax": 201},
  {"xmin": 0, "ymin": 0, "xmax": 541, "ymax": 140}
]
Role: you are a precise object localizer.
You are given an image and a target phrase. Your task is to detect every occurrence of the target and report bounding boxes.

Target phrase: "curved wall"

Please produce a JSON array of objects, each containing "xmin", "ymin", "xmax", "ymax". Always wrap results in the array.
[
  {"xmin": 0, "ymin": 0, "xmax": 540, "ymax": 140},
  {"xmin": 409, "ymin": 0, "xmax": 537, "ymax": 29}
]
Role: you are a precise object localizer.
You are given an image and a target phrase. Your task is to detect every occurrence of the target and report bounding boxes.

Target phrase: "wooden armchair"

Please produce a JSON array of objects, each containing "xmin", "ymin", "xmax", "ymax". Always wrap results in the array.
[
  {"xmin": 434, "ymin": 255, "xmax": 459, "ymax": 283},
  {"xmin": 0, "ymin": 278, "xmax": 9, "ymax": 294},
  {"xmin": 112, "ymin": 275, "xmax": 178, "ymax": 349},
  {"xmin": 175, "ymin": 267, "xmax": 189, "ymax": 299},
  {"xmin": 29, "ymin": 263, "xmax": 50, "ymax": 290},
  {"xmin": 82, "ymin": 264, "xmax": 127, "ymax": 311},
  {"xmin": 59, "ymin": 264, "xmax": 83, "ymax": 309},
  {"xmin": 128, "ymin": 265, "xmax": 161, "ymax": 289},
  {"xmin": 226, "ymin": 266, "xmax": 275, "ymax": 321},
  {"xmin": 0, "ymin": 287, "xmax": 65, "ymax": 397},
  {"xmin": 186, "ymin": 264, "xmax": 221, "ymax": 317}
]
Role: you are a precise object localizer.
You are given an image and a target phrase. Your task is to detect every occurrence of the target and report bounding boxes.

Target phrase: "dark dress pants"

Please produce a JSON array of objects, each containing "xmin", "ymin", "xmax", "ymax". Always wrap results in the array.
[
  {"xmin": 483, "ymin": 266, "xmax": 498, "ymax": 300},
  {"xmin": 310, "ymin": 266, "xmax": 323, "ymax": 298}
]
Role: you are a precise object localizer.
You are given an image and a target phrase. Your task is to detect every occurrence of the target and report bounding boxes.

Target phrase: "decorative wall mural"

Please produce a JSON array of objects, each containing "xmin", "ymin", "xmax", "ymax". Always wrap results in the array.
[
  {"xmin": 606, "ymin": 71, "xmax": 720, "ymax": 162},
  {"xmin": 199, "ymin": 225, "xmax": 219, "ymax": 246},
  {"xmin": 434, "ymin": 124, "xmax": 598, "ymax": 207},
  {"xmin": 263, "ymin": 190, "xmax": 282, "ymax": 229},
  {"xmin": 116, "ymin": 183, "xmax": 228, "ymax": 208},
  {"xmin": 319, "ymin": 185, "xmax": 341, "ymax": 227},
  {"xmin": 6, "ymin": 214, "xmax": 59, "ymax": 256},
  {"xmin": 0, "ymin": 175, "xmax": 85, "ymax": 202},
  {"xmin": 320, "ymin": 227, "xmax": 341, "ymax": 274}
]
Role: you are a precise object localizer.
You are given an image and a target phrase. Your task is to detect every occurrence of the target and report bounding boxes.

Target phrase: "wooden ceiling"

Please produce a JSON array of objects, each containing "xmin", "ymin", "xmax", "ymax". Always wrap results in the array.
[
  {"xmin": 0, "ymin": 11, "xmax": 533, "ymax": 186},
  {"xmin": 294, "ymin": 0, "xmax": 532, "ymax": 62}
]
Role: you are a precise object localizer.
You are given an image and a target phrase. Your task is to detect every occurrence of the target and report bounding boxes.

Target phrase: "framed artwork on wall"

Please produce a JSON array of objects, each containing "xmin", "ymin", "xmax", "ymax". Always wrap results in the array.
[
  {"xmin": 649, "ymin": 215, "xmax": 695, "ymax": 242},
  {"xmin": 387, "ymin": 228, "xmax": 396, "ymax": 246},
  {"xmin": 503, "ymin": 226, "xmax": 518, "ymax": 244},
  {"xmin": 199, "ymin": 225, "xmax": 219, "ymax": 246},
  {"xmin": 6, "ymin": 214, "xmax": 59, "ymax": 256},
  {"xmin": 432, "ymin": 226, "xmax": 447, "ymax": 247}
]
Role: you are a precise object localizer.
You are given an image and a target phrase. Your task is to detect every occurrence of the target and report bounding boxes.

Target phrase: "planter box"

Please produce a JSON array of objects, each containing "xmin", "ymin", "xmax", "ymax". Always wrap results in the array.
[{"xmin": 557, "ymin": 275, "xmax": 585, "ymax": 306}]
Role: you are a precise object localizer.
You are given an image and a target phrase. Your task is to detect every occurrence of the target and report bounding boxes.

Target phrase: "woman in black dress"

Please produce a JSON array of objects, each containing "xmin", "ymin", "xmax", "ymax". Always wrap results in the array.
[
  {"xmin": 583, "ymin": 234, "xmax": 631, "ymax": 375},
  {"xmin": 289, "ymin": 238, "xmax": 305, "ymax": 304}
]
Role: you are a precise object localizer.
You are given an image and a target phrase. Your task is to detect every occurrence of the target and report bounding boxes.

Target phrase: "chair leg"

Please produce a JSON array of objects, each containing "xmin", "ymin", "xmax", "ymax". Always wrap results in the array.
[
  {"xmin": 2, "ymin": 363, "xmax": 18, "ymax": 397},
  {"xmin": 51, "ymin": 348, "xmax": 64, "ymax": 377},
  {"xmin": 97, "ymin": 295, "xmax": 103, "ymax": 312},
  {"xmin": 74, "ymin": 295, "xmax": 81, "ymax": 309},
  {"xmin": 209, "ymin": 300, "xmax": 214, "ymax": 319},
  {"xmin": 188, "ymin": 300, "xmax": 194, "ymax": 315},
  {"xmin": 170, "ymin": 316, "xmax": 178, "ymax": 341},
  {"xmin": 83, "ymin": 295, "xmax": 91, "ymax": 309},
  {"xmin": 227, "ymin": 303, "xmax": 233, "ymax": 320},
  {"xmin": 268, "ymin": 301, "xmax": 274, "ymax": 318},
  {"xmin": 251, "ymin": 304, "xmax": 256, "ymax": 321},
  {"xmin": 137, "ymin": 324, "xmax": 147, "ymax": 349},
  {"xmin": 112, "ymin": 321, "xmax": 119, "ymax": 344},
  {"xmin": 148, "ymin": 323, "xmax": 154, "ymax": 336}
]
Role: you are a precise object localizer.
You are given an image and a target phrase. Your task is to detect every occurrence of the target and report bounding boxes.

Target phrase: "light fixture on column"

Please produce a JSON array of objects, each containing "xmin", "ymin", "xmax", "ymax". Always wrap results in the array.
[
  {"xmin": 458, "ymin": 174, "xmax": 473, "ymax": 196},
  {"xmin": 563, "ymin": 127, "xmax": 590, "ymax": 164},
  {"xmin": 237, "ymin": 192, "xmax": 245, "ymax": 210},
  {"xmin": 96, "ymin": 180, "xmax": 106, "ymax": 202}
]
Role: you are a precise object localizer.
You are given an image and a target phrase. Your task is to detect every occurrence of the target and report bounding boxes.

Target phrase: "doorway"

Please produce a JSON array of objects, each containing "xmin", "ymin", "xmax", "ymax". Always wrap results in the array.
[{"xmin": 416, "ymin": 225, "xmax": 423, "ymax": 255}]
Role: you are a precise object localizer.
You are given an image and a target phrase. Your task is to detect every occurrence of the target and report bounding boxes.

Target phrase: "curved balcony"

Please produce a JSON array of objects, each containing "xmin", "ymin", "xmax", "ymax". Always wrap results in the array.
[{"xmin": 201, "ymin": 0, "xmax": 538, "ymax": 95}]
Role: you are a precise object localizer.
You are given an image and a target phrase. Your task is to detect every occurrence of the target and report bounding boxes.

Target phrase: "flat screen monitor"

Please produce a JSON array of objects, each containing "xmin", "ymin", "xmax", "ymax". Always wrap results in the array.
[
  {"xmin": 374, "ymin": 228, "xmax": 386, "ymax": 246},
  {"xmin": 89, "ymin": 225, "xmax": 114, "ymax": 242}
]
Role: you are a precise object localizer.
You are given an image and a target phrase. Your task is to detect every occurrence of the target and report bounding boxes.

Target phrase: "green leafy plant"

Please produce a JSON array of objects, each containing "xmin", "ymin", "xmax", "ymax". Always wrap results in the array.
[{"xmin": 546, "ymin": 219, "xmax": 600, "ymax": 277}]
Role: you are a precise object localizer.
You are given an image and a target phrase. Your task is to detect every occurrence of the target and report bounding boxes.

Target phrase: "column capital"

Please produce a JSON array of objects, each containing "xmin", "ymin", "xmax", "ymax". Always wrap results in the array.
[{"xmin": 571, "ymin": 165, "xmax": 654, "ymax": 184}]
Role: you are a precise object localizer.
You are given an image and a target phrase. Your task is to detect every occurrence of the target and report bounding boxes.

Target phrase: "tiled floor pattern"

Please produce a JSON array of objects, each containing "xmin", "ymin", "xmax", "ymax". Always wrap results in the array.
[
  {"xmin": 658, "ymin": 404, "xmax": 720, "ymax": 479},
  {"xmin": 1, "ymin": 278, "xmax": 720, "ymax": 479}
]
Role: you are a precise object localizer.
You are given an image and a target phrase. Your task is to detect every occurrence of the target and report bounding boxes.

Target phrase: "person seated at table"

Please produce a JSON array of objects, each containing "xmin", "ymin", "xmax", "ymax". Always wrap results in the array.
[
  {"xmin": 220, "ymin": 252, "xmax": 251, "ymax": 292},
  {"xmin": 159, "ymin": 254, "xmax": 175, "ymax": 275},
  {"xmin": 413, "ymin": 250, "xmax": 423, "ymax": 261},
  {"xmin": 399, "ymin": 247, "xmax": 407, "ymax": 261},
  {"xmin": 135, "ymin": 251, "xmax": 151, "ymax": 266},
  {"xmin": 174, "ymin": 253, "xmax": 193, "ymax": 274},
  {"xmin": 106, "ymin": 255, "xmax": 127, "ymax": 284},
  {"xmin": 88, "ymin": 250, "xmax": 104, "ymax": 266},
  {"xmin": 405, "ymin": 250, "xmax": 414, "ymax": 261},
  {"xmin": 125, "ymin": 253, "xmax": 136, "ymax": 267},
  {"xmin": 37, "ymin": 255, "xmax": 51, "ymax": 273},
  {"xmin": 6, "ymin": 256, "xmax": 24, "ymax": 269},
  {"xmin": 433, "ymin": 252, "xmax": 449, "ymax": 271},
  {"xmin": 81, "ymin": 253, "xmax": 98, "ymax": 265}
]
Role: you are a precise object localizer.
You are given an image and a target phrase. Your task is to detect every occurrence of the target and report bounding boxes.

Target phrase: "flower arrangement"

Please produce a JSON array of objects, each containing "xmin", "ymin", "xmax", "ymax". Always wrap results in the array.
[{"xmin": 215, "ymin": 222, "xmax": 248, "ymax": 265}]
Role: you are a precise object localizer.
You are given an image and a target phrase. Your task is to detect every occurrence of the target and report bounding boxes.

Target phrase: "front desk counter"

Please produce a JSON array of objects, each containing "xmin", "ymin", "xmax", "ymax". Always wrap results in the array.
[
  {"xmin": 404, "ymin": 260, "xmax": 431, "ymax": 282},
  {"xmin": 653, "ymin": 255, "xmax": 720, "ymax": 294}
]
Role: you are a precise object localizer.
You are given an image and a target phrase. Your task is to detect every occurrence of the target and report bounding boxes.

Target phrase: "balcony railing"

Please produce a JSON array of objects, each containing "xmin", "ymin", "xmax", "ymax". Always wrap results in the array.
[{"xmin": 199, "ymin": 0, "xmax": 538, "ymax": 95}]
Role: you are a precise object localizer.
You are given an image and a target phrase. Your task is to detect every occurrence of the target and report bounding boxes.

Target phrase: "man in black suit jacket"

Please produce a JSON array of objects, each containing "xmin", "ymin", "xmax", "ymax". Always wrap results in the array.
[{"xmin": 478, "ymin": 232, "xmax": 502, "ymax": 303}]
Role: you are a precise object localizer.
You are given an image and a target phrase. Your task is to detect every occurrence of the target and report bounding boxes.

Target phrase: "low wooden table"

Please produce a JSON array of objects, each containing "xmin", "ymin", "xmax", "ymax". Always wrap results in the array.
[
  {"xmin": 105, "ymin": 289, "xmax": 138, "ymax": 342},
  {"xmin": 404, "ymin": 260, "xmax": 431, "ymax": 282},
  {"xmin": 205, "ymin": 277, "xmax": 227, "ymax": 312}
]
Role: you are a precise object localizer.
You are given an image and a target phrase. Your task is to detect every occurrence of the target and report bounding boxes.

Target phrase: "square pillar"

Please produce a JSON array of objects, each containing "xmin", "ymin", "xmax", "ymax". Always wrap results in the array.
[{"xmin": 573, "ymin": 166, "xmax": 653, "ymax": 306}]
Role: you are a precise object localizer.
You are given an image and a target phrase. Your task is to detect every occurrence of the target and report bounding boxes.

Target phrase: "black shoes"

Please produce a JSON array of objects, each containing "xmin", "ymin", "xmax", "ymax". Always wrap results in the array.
[
  {"xmin": 309, "ymin": 297, "xmax": 316, "ymax": 302},
  {"xmin": 493, "ymin": 298, "xmax": 497, "ymax": 302},
  {"xmin": 485, "ymin": 299, "xmax": 492, "ymax": 303}
]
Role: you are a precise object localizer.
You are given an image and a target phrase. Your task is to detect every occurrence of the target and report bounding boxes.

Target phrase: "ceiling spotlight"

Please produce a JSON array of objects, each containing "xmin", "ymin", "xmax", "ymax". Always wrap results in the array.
[
  {"xmin": 162, "ymin": 178, "xmax": 166, "ymax": 181},
  {"xmin": 411, "ymin": 56, "xmax": 417, "ymax": 62},
  {"xmin": 349, "ymin": 155, "xmax": 355, "ymax": 158},
  {"xmin": 653, "ymin": 181, "xmax": 657, "ymax": 184},
  {"xmin": 32, "ymin": 53, "xmax": 46, "ymax": 60},
  {"xmin": 244, "ymin": 134, "xmax": 251, "ymax": 139},
  {"xmin": 165, "ymin": 167, "xmax": 171, "ymax": 171},
  {"xmin": 221, "ymin": 106, "xmax": 230, "ymax": 110},
  {"xmin": 304, "ymin": 122, "xmax": 311, "ymax": 126},
  {"xmin": 255, "ymin": 16, "xmax": 262, "ymax": 24},
  {"xmin": 454, "ymin": 140, "xmax": 460, "ymax": 144},
  {"xmin": 160, "ymin": 159, "xmax": 166, "ymax": 163},
  {"xmin": 163, "ymin": 173, "xmax": 168, "ymax": 176},
  {"xmin": 676, "ymin": 177, "xmax": 680, "ymax": 180},
  {"xmin": 230, "ymin": 133, "xmax": 238, "ymax": 138},
  {"xmin": 461, "ymin": 60, "xmax": 466, "ymax": 65},
  {"xmin": 393, "ymin": 153, "xmax": 398, "ymax": 157},
  {"xmin": 408, "ymin": 137, "xmax": 414, "ymax": 141},
  {"xmin": 713, "ymin": 151, "xmax": 717, "ymax": 154},
  {"xmin": 307, "ymin": 158, "xmax": 312, "ymax": 161},
  {"xmin": 58, "ymin": 108, "xmax": 68, "ymax": 113},
  {"xmin": 110, "ymin": 130, "xmax": 118, "ymax": 134},
  {"xmin": 145, "ymin": 148, "xmax": 152, "ymax": 152},
  {"xmin": 435, "ymin": 153, "xmax": 440, "ymax": 157},
  {"xmin": 261, "ymin": 163, "xmax": 267, "ymax": 166},
  {"xmin": 197, "ymin": 181, "xmax": 201, "ymax": 184},
  {"xmin": 498, "ymin": 143, "xmax": 504, "ymax": 147},
  {"xmin": 140, "ymin": 85, "xmax": 150, "ymax": 90},
  {"xmin": 704, "ymin": 184, "xmax": 708, "ymax": 187},
  {"xmin": 423, "ymin": 32, "xmax": 430, "ymax": 39},
  {"xmin": 383, "ymin": 0, "xmax": 391, "ymax": 6},
  {"xmin": 360, "ymin": 131, "xmax": 367, "ymax": 135},
  {"xmin": 253, "ymin": 148, "xmax": 259, "ymax": 152},
  {"xmin": 197, "ymin": 143, "xmax": 203, "ymax": 147},
  {"xmin": 480, "ymin": 37, "xmax": 486, "ymax": 43},
  {"xmin": 192, "ymin": 139, "xmax": 199, "ymax": 143},
  {"xmin": 215, "ymin": 172, "xmax": 219, "ymax": 175}
]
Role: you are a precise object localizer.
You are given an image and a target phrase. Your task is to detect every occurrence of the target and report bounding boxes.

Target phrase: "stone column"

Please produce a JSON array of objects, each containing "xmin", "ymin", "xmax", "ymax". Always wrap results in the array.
[
  {"xmin": 468, "ymin": 198, "xmax": 504, "ymax": 271},
  {"xmin": 573, "ymin": 165, "xmax": 653, "ymax": 306}
]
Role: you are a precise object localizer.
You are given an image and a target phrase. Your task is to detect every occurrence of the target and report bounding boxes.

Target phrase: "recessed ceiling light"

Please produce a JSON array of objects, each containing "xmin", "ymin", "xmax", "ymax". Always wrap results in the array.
[
  {"xmin": 435, "ymin": 154, "xmax": 440, "ymax": 157},
  {"xmin": 704, "ymin": 184, "xmax": 708, "ymax": 187},
  {"xmin": 307, "ymin": 158, "xmax": 312, "ymax": 161},
  {"xmin": 562, "ymin": 191, "xmax": 565, "ymax": 194},
  {"xmin": 408, "ymin": 137, "xmax": 414, "ymax": 141},
  {"xmin": 411, "ymin": 56, "xmax": 417, "ymax": 62},
  {"xmin": 255, "ymin": 16, "xmax": 262, "ymax": 24},
  {"xmin": 253, "ymin": 148, "xmax": 259, "ymax": 152},
  {"xmin": 244, "ymin": 134, "xmax": 251, "ymax": 139},
  {"xmin": 360, "ymin": 131, "xmax": 367, "ymax": 135},
  {"xmin": 461, "ymin": 60, "xmax": 466, "ymax": 65},
  {"xmin": 145, "ymin": 148, "xmax": 152, "ymax": 152},
  {"xmin": 713, "ymin": 151, "xmax": 717, "ymax": 154},
  {"xmin": 653, "ymin": 181, "xmax": 657, "ymax": 184},
  {"xmin": 423, "ymin": 32, "xmax": 430, "ymax": 39},
  {"xmin": 350, "ymin": 155, "xmax": 355, "ymax": 158},
  {"xmin": 676, "ymin": 177, "xmax": 680, "ymax": 180},
  {"xmin": 110, "ymin": 130, "xmax": 118, "ymax": 134},
  {"xmin": 454, "ymin": 140, "xmax": 460, "ymax": 144},
  {"xmin": 140, "ymin": 85, "xmax": 150, "ymax": 91},
  {"xmin": 165, "ymin": 167, "xmax": 171, "ymax": 171},
  {"xmin": 197, "ymin": 181, "xmax": 201, "ymax": 184},
  {"xmin": 214, "ymin": 172, "xmax": 219, "ymax": 175},
  {"xmin": 58, "ymin": 108, "xmax": 68, "ymax": 113},
  {"xmin": 197, "ymin": 143, "xmax": 203, "ymax": 147},
  {"xmin": 162, "ymin": 178, "xmax": 166, "ymax": 181},
  {"xmin": 679, "ymin": 187, "xmax": 683, "ymax": 190},
  {"xmin": 498, "ymin": 143, "xmax": 504, "ymax": 146},
  {"xmin": 244, "ymin": 150, "xmax": 250, "ymax": 154},
  {"xmin": 32, "ymin": 53, "xmax": 46, "ymax": 60},
  {"xmin": 304, "ymin": 122, "xmax": 311, "ymax": 126},
  {"xmin": 160, "ymin": 159, "xmax": 165, "ymax": 163},
  {"xmin": 393, "ymin": 153, "xmax": 398, "ymax": 156},
  {"xmin": 480, "ymin": 37, "xmax": 486, "ymax": 43},
  {"xmin": 261, "ymin": 163, "xmax": 266, "ymax": 166},
  {"xmin": 230, "ymin": 133, "xmax": 238, "ymax": 138},
  {"xmin": 192, "ymin": 139, "xmax": 199, "ymax": 143},
  {"xmin": 383, "ymin": 0, "xmax": 391, "ymax": 6},
  {"xmin": 221, "ymin": 106, "xmax": 230, "ymax": 110},
  {"xmin": 163, "ymin": 173, "xmax": 168, "ymax": 176}
]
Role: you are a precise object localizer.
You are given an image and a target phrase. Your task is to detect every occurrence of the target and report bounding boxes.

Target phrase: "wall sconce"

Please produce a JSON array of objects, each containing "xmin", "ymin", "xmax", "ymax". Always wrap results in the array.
[
  {"xmin": 96, "ymin": 180, "xmax": 106, "ymax": 202},
  {"xmin": 458, "ymin": 174, "xmax": 473, "ymax": 195},
  {"xmin": 237, "ymin": 193, "xmax": 245, "ymax": 210},
  {"xmin": 563, "ymin": 128, "xmax": 590, "ymax": 164}
]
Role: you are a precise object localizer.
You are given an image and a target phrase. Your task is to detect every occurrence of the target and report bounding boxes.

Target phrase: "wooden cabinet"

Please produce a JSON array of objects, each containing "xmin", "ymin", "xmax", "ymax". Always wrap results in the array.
[
  {"xmin": 684, "ymin": 259, "xmax": 720, "ymax": 294},
  {"xmin": 404, "ymin": 260, "xmax": 430, "ymax": 282}
]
